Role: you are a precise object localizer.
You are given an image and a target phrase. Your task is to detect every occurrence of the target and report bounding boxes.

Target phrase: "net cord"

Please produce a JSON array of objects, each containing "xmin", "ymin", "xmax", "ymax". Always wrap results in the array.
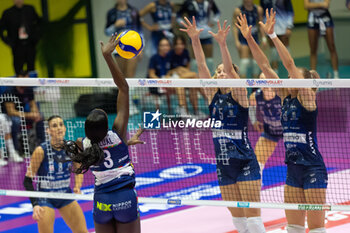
[
  {"xmin": 0, "ymin": 78, "xmax": 345, "ymax": 88},
  {"xmin": 0, "ymin": 189, "xmax": 347, "ymax": 211}
]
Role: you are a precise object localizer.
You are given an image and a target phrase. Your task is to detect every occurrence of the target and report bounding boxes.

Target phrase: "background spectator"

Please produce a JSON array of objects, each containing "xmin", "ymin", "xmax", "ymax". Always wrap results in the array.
[
  {"xmin": 0, "ymin": 0, "xmax": 40, "ymax": 75},
  {"xmin": 3, "ymin": 72, "xmax": 45, "ymax": 153},
  {"xmin": 0, "ymin": 113, "xmax": 22, "ymax": 166},
  {"xmin": 260, "ymin": 0, "xmax": 294, "ymax": 74},
  {"xmin": 304, "ymin": 0, "xmax": 339, "ymax": 78},
  {"xmin": 177, "ymin": 0, "xmax": 220, "ymax": 74},
  {"xmin": 139, "ymin": 0, "xmax": 175, "ymax": 55},
  {"xmin": 105, "ymin": 0, "xmax": 142, "ymax": 115},
  {"xmin": 347, "ymin": 0, "xmax": 350, "ymax": 10},
  {"xmin": 233, "ymin": 0, "xmax": 265, "ymax": 79},
  {"xmin": 147, "ymin": 37, "xmax": 172, "ymax": 111}
]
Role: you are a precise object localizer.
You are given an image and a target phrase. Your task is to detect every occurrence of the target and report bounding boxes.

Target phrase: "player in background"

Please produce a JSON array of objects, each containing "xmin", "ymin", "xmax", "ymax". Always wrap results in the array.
[
  {"xmin": 181, "ymin": 16, "xmax": 266, "ymax": 233},
  {"xmin": 249, "ymin": 85, "xmax": 282, "ymax": 176},
  {"xmin": 23, "ymin": 115, "xmax": 88, "ymax": 233},
  {"xmin": 260, "ymin": 0, "xmax": 294, "ymax": 74},
  {"xmin": 177, "ymin": 0, "xmax": 220, "ymax": 74},
  {"xmin": 105, "ymin": 0, "xmax": 142, "ymax": 115},
  {"xmin": 139, "ymin": 0, "xmax": 175, "ymax": 55},
  {"xmin": 233, "ymin": 0, "xmax": 266, "ymax": 79},
  {"xmin": 236, "ymin": 10, "xmax": 327, "ymax": 233},
  {"xmin": 62, "ymin": 34, "xmax": 144, "ymax": 233},
  {"xmin": 304, "ymin": 0, "xmax": 339, "ymax": 78}
]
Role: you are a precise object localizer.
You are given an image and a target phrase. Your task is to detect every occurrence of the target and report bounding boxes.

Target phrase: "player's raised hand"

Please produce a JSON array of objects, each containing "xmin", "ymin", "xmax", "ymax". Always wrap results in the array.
[
  {"xmin": 209, "ymin": 20, "xmax": 231, "ymax": 45},
  {"xmin": 100, "ymin": 33, "xmax": 119, "ymax": 56},
  {"xmin": 236, "ymin": 13, "xmax": 252, "ymax": 39},
  {"xmin": 32, "ymin": 205, "xmax": 45, "ymax": 221},
  {"xmin": 259, "ymin": 8, "xmax": 276, "ymax": 35},
  {"xmin": 180, "ymin": 16, "xmax": 203, "ymax": 39},
  {"xmin": 127, "ymin": 125, "xmax": 146, "ymax": 146}
]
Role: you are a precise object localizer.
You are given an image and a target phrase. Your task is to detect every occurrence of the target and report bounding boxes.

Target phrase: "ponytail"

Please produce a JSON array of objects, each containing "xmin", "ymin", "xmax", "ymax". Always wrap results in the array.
[{"xmin": 62, "ymin": 140, "xmax": 105, "ymax": 174}]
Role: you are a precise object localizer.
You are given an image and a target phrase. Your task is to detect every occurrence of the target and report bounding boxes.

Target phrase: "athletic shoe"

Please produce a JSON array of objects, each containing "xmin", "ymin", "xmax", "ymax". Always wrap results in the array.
[
  {"xmin": 9, "ymin": 151, "xmax": 24, "ymax": 163},
  {"xmin": 0, "ymin": 158, "xmax": 8, "ymax": 166}
]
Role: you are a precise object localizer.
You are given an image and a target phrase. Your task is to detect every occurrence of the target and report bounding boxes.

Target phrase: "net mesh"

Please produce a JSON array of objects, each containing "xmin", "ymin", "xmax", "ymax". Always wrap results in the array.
[{"xmin": 0, "ymin": 78, "xmax": 349, "ymax": 215}]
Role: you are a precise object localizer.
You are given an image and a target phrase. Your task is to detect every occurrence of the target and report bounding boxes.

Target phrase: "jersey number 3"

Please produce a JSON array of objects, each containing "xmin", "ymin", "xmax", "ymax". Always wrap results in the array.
[{"xmin": 103, "ymin": 150, "xmax": 114, "ymax": 168}]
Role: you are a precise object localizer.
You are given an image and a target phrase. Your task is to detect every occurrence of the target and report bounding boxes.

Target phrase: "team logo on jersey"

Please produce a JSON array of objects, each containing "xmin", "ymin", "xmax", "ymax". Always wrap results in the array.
[{"xmin": 144, "ymin": 110, "xmax": 162, "ymax": 129}]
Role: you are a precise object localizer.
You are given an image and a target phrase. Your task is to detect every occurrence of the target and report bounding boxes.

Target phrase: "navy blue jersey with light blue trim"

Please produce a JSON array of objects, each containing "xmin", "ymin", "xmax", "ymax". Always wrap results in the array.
[
  {"xmin": 105, "ymin": 4, "xmax": 141, "ymax": 36},
  {"xmin": 281, "ymin": 96, "xmax": 324, "ymax": 166},
  {"xmin": 239, "ymin": 5, "xmax": 259, "ymax": 43},
  {"xmin": 84, "ymin": 130, "xmax": 135, "ymax": 193},
  {"xmin": 167, "ymin": 49, "xmax": 190, "ymax": 69},
  {"xmin": 209, "ymin": 90, "xmax": 255, "ymax": 160},
  {"xmin": 255, "ymin": 89, "xmax": 283, "ymax": 136},
  {"xmin": 151, "ymin": 1, "xmax": 173, "ymax": 31},
  {"xmin": 37, "ymin": 142, "xmax": 72, "ymax": 192}
]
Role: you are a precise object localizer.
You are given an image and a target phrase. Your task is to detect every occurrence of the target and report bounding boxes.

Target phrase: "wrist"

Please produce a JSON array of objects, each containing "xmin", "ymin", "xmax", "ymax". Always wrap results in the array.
[{"xmin": 268, "ymin": 32, "xmax": 277, "ymax": 39}]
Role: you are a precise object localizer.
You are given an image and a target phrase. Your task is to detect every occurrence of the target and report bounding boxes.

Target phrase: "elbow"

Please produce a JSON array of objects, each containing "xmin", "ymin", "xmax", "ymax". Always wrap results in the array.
[{"xmin": 285, "ymin": 59, "xmax": 295, "ymax": 70}]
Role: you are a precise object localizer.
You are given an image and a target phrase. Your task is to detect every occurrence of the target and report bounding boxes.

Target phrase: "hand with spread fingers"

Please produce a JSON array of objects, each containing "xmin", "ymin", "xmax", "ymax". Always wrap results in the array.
[
  {"xmin": 259, "ymin": 8, "xmax": 276, "ymax": 35},
  {"xmin": 209, "ymin": 20, "xmax": 231, "ymax": 46},
  {"xmin": 100, "ymin": 33, "xmax": 119, "ymax": 56},
  {"xmin": 235, "ymin": 13, "xmax": 252, "ymax": 40},
  {"xmin": 179, "ymin": 16, "xmax": 203, "ymax": 39}
]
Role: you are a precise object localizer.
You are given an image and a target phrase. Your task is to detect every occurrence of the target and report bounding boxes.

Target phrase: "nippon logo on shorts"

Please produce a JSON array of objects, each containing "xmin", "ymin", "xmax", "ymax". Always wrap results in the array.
[{"xmin": 143, "ymin": 110, "xmax": 222, "ymax": 129}]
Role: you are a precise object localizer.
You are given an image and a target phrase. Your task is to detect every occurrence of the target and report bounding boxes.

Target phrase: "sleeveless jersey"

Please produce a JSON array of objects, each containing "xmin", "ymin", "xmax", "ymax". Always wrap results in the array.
[
  {"xmin": 255, "ymin": 89, "xmax": 283, "ymax": 136},
  {"xmin": 209, "ymin": 90, "xmax": 255, "ymax": 160},
  {"xmin": 281, "ymin": 96, "xmax": 324, "ymax": 166},
  {"xmin": 37, "ymin": 142, "xmax": 72, "ymax": 192},
  {"xmin": 308, "ymin": 0, "xmax": 327, "ymax": 15},
  {"xmin": 83, "ymin": 130, "xmax": 135, "ymax": 193},
  {"xmin": 151, "ymin": 1, "xmax": 172, "ymax": 31},
  {"xmin": 239, "ymin": 5, "xmax": 259, "ymax": 39}
]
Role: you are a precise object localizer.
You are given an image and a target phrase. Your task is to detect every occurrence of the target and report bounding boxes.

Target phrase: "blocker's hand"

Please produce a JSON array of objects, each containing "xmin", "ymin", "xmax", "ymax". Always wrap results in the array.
[
  {"xmin": 100, "ymin": 33, "xmax": 119, "ymax": 56},
  {"xmin": 32, "ymin": 205, "xmax": 45, "ymax": 221}
]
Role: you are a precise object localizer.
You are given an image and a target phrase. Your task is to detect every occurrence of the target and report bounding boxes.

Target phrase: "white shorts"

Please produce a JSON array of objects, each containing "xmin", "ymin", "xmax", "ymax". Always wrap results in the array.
[{"xmin": 0, "ymin": 114, "xmax": 12, "ymax": 134}]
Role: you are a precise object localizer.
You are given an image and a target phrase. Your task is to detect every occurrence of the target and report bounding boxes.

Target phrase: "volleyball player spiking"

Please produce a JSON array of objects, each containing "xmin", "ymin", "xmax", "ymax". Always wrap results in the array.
[
  {"xmin": 181, "ymin": 16, "xmax": 266, "ymax": 233},
  {"xmin": 236, "ymin": 9, "xmax": 328, "ymax": 233},
  {"xmin": 62, "ymin": 34, "xmax": 144, "ymax": 233}
]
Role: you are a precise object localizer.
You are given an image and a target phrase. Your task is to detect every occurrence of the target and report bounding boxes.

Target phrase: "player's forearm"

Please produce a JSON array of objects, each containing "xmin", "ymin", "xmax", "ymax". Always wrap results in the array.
[
  {"xmin": 103, "ymin": 54, "xmax": 129, "ymax": 92},
  {"xmin": 246, "ymin": 36, "xmax": 272, "ymax": 76},
  {"xmin": 192, "ymin": 36, "xmax": 211, "ymax": 79},
  {"xmin": 218, "ymin": 41, "xmax": 239, "ymax": 79},
  {"xmin": 74, "ymin": 174, "xmax": 83, "ymax": 189},
  {"xmin": 271, "ymin": 37, "xmax": 295, "ymax": 72}
]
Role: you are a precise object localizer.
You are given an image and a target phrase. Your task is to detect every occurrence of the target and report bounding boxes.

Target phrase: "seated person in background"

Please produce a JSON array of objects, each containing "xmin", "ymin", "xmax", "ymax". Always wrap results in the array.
[
  {"xmin": 147, "ymin": 37, "xmax": 173, "ymax": 112},
  {"xmin": 167, "ymin": 34, "xmax": 207, "ymax": 118},
  {"xmin": 0, "ymin": 113, "xmax": 22, "ymax": 166},
  {"xmin": 3, "ymin": 80, "xmax": 45, "ymax": 152}
]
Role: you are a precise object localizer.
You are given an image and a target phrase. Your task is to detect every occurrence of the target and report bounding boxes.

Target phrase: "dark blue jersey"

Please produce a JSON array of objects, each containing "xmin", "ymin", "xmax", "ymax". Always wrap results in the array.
[
  {"xmin": 281, "ymin": 96, "xmax": 324, "ymax": 166},
  {"xmin": 209, "ymin": 90, "xmax": 255, "ymax": 160},
  {"xmin": 148, "ymin": 53, "xmax": 171, "ymax": 77},
  {"xmin": 83, "ymin": 130, "xmax": 135, "ymax": 193},
  {"xmin": 37, "ymin": 142, "xmax": 72, "ymax": 192},
  {"xmin": 255, "ymin": 89, "xmax": 283, "ymax": 136},
  {"xmin": 105, "ymin": 4, "xmax": 141, "ymax": 36},
  {"xmin": 238, "ymin": 5, "xmax": 259, "ymax": 44},
  {"xmin": 167, "ymin": 49, "xmax": 190, "ymax": 69},
  {"xmin": 151, "ymin": 1, "xmax": 173, "ymax": 32},
  {"xmin": 177, "ymin": 0, "xmax": 220, "ymax": 39}
]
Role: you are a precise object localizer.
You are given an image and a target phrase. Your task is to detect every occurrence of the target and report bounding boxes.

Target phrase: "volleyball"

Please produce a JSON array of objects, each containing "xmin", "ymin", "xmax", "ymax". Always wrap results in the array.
[{"xmin": 115, "ymin": 30, "xmax": 144, "ymax": 59}]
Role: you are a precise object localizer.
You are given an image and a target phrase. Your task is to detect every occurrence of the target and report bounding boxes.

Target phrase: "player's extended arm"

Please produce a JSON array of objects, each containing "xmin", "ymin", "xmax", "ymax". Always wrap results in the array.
[
  {"xmin": 101, "ymin": 34, "xmax": 129, "ymax": 142},
  {"xmin": 127, "ymin": 125, "xmax": 145, "ymax": 146},
  {"xmin": 180, "ymin": 17, "xmax": 211, "ymax": 79},
  {"xmin": 73, "ymin": 162, "xmax": 83, "ymax": 194},
  {"xmin": 236, "ymin": 13, "xmax": 278, "ymax": 79},
  {"xmin": 261, "ymin": 9, "xmax": 300, "ymax": 79},
  {"xmin": 139, "ymin": 2, "xmax": 157, "ymax": 31}
]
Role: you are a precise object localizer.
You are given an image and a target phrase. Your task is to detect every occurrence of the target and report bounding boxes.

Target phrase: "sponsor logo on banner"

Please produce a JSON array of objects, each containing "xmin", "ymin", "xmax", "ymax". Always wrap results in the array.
[
  {"xmin": 38, "ymin": 79, "xmax": 70, "ymax": 85},
  {"xmin": 38, "ymin": 79, "xmax": 46, "ymax": 85},
  {"xmin": 167, "ymin": 199, "xmax": 182, "ymax": 205},
  {"xmin": 144, "ymin": 110, "xmax": 162, "ymax": 129},
  {"xmin": 95, "ymin": 79, "xmax": 114, "ymax": 86},
  {"xmin": 143, "ymin": 109, "xmax": 221, "ymax": 129},
  {"xmin": 246, "ymin": 79, "xmax": 283, "ymax": 87},
  {"xmin": 298, "ymin": 204, "xmax": 331, "ymax": 211},
  {"xmin": 199, "ymin": 80, "xmax": 218, "ymax": 87},
  {"xmin": 0, "ymin": 78, "xmax": 15, "ymax": 85},
  {"xmin": 237, "ymin": 202, "xmax": 250, "ymax": 208},
  {"xmin": 313, "ymin": 80, "xmax": 333, "ymax": 87},
  {"xmin": 137, "ymin": 79, "xmax": 172, "ymax": 87}
]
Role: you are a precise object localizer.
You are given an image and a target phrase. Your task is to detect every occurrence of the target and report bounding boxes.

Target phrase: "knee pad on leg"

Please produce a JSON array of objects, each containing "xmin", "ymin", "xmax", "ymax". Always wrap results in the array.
[
  {"xmin": 239, "ymin": 58, "xmax": 250, "ymax": 77},
  {"xmin": 287, "ymin": 224, "xmax": 306, "ymax": 233},
  {"xmin": 247, "ymin": 217, "xmax": 266, "ymax": 233},
  {"xmin": 232, "ymin": 217, "xmax": 249, "ymax": 233},
  {"xmin": 309, "ymin": 228, "xmax": 326, "ymax": 233}
]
